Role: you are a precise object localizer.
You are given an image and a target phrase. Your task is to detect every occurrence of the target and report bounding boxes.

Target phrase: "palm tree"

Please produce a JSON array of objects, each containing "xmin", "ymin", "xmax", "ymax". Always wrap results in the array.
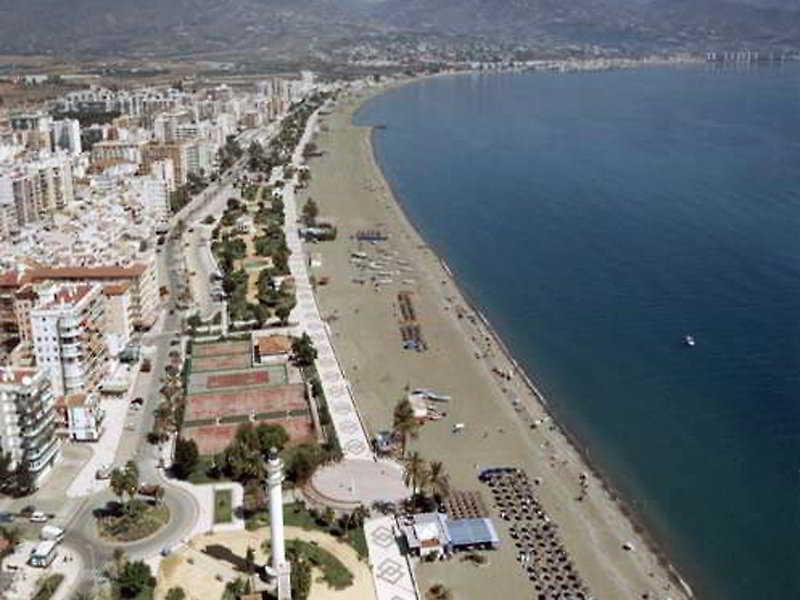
[
  {"xmin": 427, "ymin": 461, "xmax": 450, "ymax": 505},
  {"xmin": 392, "ymin": 398, "xmax": 419, "ymax": 457},
  {"xmin": 110, "ymin": 461, "xmax": 140, "ymax": 513},
  {"xmin": 108, "ymin": 548, "xmax": 127, "ymax": 580},
  {"xmin": 348, "ymin": 504, "xmax": 370, "ymax": 530},
  {"xmin": 110, "ymin": 468, "xmax": 129, "ymax": 508},
  {"xmin": 403, "ymin": 452, "xmax": 430, "ymax": 505}
]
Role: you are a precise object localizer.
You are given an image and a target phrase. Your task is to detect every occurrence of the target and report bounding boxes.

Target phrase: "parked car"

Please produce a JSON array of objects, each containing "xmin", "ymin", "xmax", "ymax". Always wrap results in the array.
[
  {"xmin": 131, "ymin": 397, "xmax": 145, "ymax": 407},
  {"xmin": 0, "ymin": 512, "xmax": 14, "ymax": 523},
  {"xmin": 40, "ymin": 525, "xmax": 64, "ymax": 543},
  {"xmin": 140, "ymin": 359, "xmax": 152, "ymax": 373},
  {"xmin": 138, "ymin": 483, "xmax": 163, "ymax": 498},
  {"xmin": 29, "ymin": 511, "xmax": 48, "ymax": 523},
  {"xmin": 96, "ymin": 465, "xmax": 113, "ymax": 480}
]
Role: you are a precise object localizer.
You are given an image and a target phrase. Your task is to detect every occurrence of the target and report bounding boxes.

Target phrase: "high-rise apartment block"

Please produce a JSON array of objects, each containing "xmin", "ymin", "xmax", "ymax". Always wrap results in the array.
[
  {"xmin": 30, "ymin": 284, "xmax": 108, "ymax": 398},
  {"xmin": 0, "ymin": 367, "xmax": 62, "ymax": 485}
]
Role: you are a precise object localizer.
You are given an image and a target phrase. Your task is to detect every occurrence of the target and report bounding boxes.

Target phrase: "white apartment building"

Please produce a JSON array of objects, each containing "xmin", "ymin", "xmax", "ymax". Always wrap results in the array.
[
  {"xmin": 142, "ymin": 142, "xmax": 189, "ymax": 186},
  {"xmin": 50, "ymin": 119, "xmax": 82, "ymax": 156},
  {"xmin": 63, "ymin": 393, "xmax": 104, "ymax": 441},
  {"xmin": 0, "ymin": 152, "xmax": 74, "ymax": 234},
  {"xmin": 9, "ymin": 112, "xmax": 52, "ymax": 151},
  {"xmin": 0, "ymin": 367, "xmax": 62, "ymax": 485},
  {"xmin": 185, "ymin": 141, "xmax": 215, "ymax": 176},
  {"xmin": 138, "ymin": 177, "xmax": 171, "ymax": 221},
  {"xmin": 30, "ymin": 283, "xmax": 109, "ymax": 398},
  {"xmin": 102, "ymin": 283, "xmax": 133, "ymax": 356},
  {"xmin": 90, "ymin": 140, "xmax": 145, "ymax": 169},
  {"xmin": 150, "ymin": 158, "xmax": 176, "ymax": 192}
]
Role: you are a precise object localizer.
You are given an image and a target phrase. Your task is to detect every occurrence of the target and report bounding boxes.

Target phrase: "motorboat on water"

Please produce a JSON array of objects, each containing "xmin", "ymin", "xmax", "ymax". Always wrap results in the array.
[{"xmin": 684, "ymin": 335, "xmax": 696, "ymax": 347}]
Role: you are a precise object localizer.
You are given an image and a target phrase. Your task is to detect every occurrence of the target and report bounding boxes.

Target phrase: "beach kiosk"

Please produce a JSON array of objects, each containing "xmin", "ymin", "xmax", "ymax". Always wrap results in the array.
[{"xmin": 400, "ymin": 513, "xmax": 500, "ymax": 559}]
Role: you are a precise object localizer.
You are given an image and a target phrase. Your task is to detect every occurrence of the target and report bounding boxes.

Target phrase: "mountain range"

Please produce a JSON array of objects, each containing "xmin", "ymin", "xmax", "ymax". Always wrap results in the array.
[{"xmin": 1, "ymin": 0, "xmax": 799, "ymax": 60}]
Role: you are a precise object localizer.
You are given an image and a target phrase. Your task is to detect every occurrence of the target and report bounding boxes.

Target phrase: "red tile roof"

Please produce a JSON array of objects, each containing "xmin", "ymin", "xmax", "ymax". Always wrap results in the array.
[{"xmin": 30, "ymin": 264, "xmax": 147, "ymax": 280}]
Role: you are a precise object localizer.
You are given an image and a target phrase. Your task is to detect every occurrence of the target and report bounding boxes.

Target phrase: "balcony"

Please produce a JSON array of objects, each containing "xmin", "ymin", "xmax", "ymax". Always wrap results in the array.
[
  {"xmin": 21, "ymin": 411, "xmax": 55, "ymax": 440},
  {"xmin": 58, "ymin": 317, "xmax": 80, "ymax": 330},
  {"xmin": 28, "ymin": 439, "xmax": 60, "ymax": 473},
  {"xmin": 61, "ymin": 345, "xmax": 82, "ymax": 359},
  {"xmin": 24, "ymin": 427, "xmax": 57, "ymax": 460}
]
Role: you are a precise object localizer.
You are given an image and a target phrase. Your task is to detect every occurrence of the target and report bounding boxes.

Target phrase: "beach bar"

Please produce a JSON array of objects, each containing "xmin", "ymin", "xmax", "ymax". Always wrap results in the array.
[{"xmin": 400, "ymin": 512, "xmax": 500, "ymax": 559}]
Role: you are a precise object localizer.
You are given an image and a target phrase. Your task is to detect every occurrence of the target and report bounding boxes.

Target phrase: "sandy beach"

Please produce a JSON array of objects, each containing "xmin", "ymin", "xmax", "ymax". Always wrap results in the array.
[{"xmin": 297, "ymin": 84, "xmax": 692, "ymax": 600}]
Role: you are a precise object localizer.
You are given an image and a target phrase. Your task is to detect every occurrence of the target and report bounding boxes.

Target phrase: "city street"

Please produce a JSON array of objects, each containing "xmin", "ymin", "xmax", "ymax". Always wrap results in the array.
[
  {"xmin": 6, "ymin": 146, "xmax": 258, "ymax": 597},
  {"xmin": 0, "ymin": 119, "xmax": 286, "ymax": 598}
]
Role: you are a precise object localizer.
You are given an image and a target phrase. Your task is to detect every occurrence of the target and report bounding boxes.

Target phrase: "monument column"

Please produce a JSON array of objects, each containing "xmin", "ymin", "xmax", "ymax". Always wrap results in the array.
[{"xmin": 265, "ymin": 447, "xmax": 291, "ymax": 599}]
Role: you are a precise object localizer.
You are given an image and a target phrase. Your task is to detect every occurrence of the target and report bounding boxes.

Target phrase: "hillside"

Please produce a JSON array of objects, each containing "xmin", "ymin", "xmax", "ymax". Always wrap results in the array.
[{"xmin": 0, "ymin": 0, "xmax": 798, "ymax": 60}]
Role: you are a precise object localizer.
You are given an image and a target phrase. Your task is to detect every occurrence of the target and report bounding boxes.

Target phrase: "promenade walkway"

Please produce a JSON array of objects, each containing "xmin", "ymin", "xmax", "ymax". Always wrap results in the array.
[
  {"xmin": 282, "ymin": 104, "xmax": 417, "ymax": 600},
  {"xmin": 364, "ymin": 517, "xmax": 420, "ymax": 600},
  {"xmin": 282, "ymin": 110, "xmax": 372, "ymax": 460}
]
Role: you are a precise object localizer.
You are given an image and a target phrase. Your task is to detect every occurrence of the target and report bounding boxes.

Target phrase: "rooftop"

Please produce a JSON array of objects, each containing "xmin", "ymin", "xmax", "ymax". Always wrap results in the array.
[{"xmin": 254, "ymin": 334, "xmax": 292, "ymax": 357}]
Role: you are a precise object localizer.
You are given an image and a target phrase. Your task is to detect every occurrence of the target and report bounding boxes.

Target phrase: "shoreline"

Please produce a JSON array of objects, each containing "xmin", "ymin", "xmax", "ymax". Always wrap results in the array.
[
  {"xmin": 302, "ymin": 77, "xmax": 695, "ymax": 599},
  {"xmin": 362, "ymin": 111, "xmax": 694, "ymax": 599}
]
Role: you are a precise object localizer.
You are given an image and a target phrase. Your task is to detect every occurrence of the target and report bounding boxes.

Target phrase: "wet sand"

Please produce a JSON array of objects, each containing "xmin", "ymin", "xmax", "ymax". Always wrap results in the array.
[{"xmin": 297, "ymin": 85, "xmax": 692, "ymax": 600}]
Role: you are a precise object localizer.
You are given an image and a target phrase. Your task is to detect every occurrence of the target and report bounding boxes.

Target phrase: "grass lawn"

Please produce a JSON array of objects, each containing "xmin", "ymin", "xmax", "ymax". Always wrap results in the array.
[
  {"xmin": 287, "ymin": 539, "xmax": 353, "ymax": 590},
  {"xmin": 97, "ymin": 503, "xmax": 170, "ymax": 542},
  {"xmin": 32, "ymin": 574, "xmax": 64, "ymax": 600},
  {"xmin": 345, "ymin": 526, "xmax": 369, "ymax": 560},
  {"xmin": 285, "ymin": 502, "xmax": 323, "ymax": 530},
  {"xmin": 213, "ymin": 488, "xmax": 233, "ymax": 524},
  {"xmin": 186, "ymin": 456, "xmax": 229, "ymax": 485},
  {"xmin": 248, "ymin": 502, "xmax": 368, "ymax": 560}
]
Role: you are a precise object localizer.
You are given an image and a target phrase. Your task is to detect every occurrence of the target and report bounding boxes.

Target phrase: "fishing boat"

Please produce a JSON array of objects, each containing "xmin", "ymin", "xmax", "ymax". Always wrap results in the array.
[{"xmin": 684, "ymin": 335, "xmax": 696, "ymax": 347}]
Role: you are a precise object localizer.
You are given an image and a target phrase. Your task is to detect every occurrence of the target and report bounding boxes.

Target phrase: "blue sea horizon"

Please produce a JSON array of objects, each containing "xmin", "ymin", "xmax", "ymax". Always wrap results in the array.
[{"xmin": 355, "ymin": 65, "xmax": 800, "ymax": 600}]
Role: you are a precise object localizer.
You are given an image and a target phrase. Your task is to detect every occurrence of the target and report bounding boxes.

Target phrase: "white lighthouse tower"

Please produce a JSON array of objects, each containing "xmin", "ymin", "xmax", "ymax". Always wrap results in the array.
[{"xmin": 266, "ymin": 447, "xmax": 291, "ymax": 599}]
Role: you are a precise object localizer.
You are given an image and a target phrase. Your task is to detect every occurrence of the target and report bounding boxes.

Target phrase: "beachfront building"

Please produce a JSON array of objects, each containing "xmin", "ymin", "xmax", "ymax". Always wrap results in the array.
[
  {"xmin": 399, "ymin": 512, "xmax": 500, "ymax": 559},
  {"xmin": 30, "ymin": 283, "xmax": 109, "ymax": 398},
  {"xmin": 30, "ymin": 262, "xmax": 160, "ymax": 331},
  {"xmin": 0, "ymin": 367, "xmax": 62, "ymax": 485}
]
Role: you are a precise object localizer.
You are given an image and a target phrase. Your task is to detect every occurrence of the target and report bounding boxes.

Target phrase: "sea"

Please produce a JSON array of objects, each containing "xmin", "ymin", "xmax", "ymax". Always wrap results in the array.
[{"xmin": 354, "ymin": 65, "xmax": 800, "ymax": 600}]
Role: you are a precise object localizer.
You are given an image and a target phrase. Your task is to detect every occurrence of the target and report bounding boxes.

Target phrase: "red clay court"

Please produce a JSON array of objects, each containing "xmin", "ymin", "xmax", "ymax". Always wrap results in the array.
[
  {"xmin": 206, "ymin": 370, "xmax": 271, "ymax": 389},
  {"xmin": 185, "ymin": 384, "xmax": 307, "ymax": 421},
  {"xmin": 192, "ymin": 340, "xmax": 251, "ymax": 358},
  {"xmin": 192, "ymin": 353, "xmax": 252, "ymax": 372},
  {"xmin": 185, "ymin": 418, "xmax": 315, "ymax": 455},
  {"xmin": 182, "ymin": 338, "xmax": 314, "ymax": 455}
]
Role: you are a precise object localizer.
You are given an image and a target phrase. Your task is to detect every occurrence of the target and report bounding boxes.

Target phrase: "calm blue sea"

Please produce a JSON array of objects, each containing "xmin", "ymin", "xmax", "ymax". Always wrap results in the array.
[{"xmin": 354, "ymin": 66, "xmax": 800, "ymax": 600}]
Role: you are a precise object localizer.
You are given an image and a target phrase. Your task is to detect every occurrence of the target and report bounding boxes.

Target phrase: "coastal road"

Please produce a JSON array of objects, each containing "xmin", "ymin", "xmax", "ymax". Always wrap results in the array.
[
  {"xmin": 60, "ymin": 149, "xmax": 254, "ymax": 594},
  {"xmin": 63, "ymin": 228, "xmax": 198, "ymax": 594},
  {"xmin": 50, "ymin": 120, "xmax": 281, "ymax": 596}
]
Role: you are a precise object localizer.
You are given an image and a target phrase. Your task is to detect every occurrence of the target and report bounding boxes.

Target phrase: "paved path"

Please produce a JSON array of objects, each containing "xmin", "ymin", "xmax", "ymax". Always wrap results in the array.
[
  {"xmin": 364, "ymin": 516, "xmax": 420, "ymax": 600},
  {"xmin": 282, "ymin": 109, "xmax": 372, "ymax": 460},
  {"xmin": 282, "ymin": 104, "xmax": 420, "ymax": 600},
  {"xmin": 308, "ymin": 459, "xmax": 408, "ymax": 509}
]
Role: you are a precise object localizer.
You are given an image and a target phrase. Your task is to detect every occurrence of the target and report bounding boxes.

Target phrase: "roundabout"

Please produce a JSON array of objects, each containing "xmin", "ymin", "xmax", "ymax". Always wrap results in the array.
[{"xmin": 96, "ymin": 501, "xmax": 171, "ymax": 543}]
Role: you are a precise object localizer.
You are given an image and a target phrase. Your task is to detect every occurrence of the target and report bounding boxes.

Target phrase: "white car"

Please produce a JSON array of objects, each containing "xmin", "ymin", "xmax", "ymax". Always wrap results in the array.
[{"xmin": 29, "ymin": 511, "xmax": 48, "ymax": 523}]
